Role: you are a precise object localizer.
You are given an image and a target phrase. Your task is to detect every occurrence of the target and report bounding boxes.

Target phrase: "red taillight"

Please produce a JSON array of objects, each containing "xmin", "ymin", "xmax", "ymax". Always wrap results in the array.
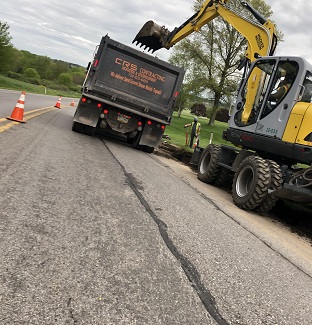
[
  {"xmin": 94, "ymin": 59, "xmax": 99, "ymax": 67},
  {"xmin": 138, "ymin": 121, "xmax": 142, "ymax": 126},
  {"xmin": 174, "ymin": 91, "xmax": 179, "ymax": 98},
  {"xmin": 147, "ymin": 120, "xmax": 152, "ymax": 125},
  {"xmin": 81, "ymin": 97, "xmax": 87, "ymax": 102},
  {"xmin": 103, "ymin": 109, "xmax": 109, "ymax": 114},
  {"xmin": 97, "ymin": 103, "xmax": 102, "ymax": 108},
  {"xmin": 161, "ymin": 125, "xmax": 166, "ymax": 130}
]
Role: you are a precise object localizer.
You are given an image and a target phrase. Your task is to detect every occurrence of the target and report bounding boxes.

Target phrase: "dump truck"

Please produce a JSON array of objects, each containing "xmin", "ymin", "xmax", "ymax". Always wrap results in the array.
[
  {"xmin": 134, "ymin": 0, "xmax": 312, "ymax": 212},
  {"xmin": 72, "ymin": 35, "xmax": 185, "ymax": 153}
]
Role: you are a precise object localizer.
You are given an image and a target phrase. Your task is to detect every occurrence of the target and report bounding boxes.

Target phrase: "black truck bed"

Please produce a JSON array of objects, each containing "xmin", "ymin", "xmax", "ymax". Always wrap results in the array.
[{"xmin": 83, "ymin": 35, "xmax": 185, "ymax": 123}]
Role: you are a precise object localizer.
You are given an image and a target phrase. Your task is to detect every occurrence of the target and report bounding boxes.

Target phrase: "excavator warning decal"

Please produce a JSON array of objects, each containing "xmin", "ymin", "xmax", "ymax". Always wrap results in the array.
[{"xmin": 255, "ymin": 33, "xmax": 264, "ymax": 50}]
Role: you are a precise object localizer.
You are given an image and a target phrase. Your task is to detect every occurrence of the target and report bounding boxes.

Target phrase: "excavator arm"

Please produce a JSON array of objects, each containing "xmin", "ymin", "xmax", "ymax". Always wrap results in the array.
[
  {"xmin": 133, "ymin": 0, "xmax": 276, "ymax": 58},
  {"xmin": 133, "ymin": 0, "xmax": 277, "ymax": 123}
]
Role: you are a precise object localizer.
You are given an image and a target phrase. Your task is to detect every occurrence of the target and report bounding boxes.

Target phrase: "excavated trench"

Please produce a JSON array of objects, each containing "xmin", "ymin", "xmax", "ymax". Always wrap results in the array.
[{"xmin": 155, "ymin": 142, "xmax": 312, "ymax": 245}]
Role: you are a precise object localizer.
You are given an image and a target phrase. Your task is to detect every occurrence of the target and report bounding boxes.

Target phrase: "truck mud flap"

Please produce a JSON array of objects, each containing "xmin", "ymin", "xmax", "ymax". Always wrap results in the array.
[
  {"xmin": 73, "ymin": 103, "xmax": 101, "ymax": 128},
  {"xmin": 139, "ymin": 124, "xmax": 164, "ymax": 148}
]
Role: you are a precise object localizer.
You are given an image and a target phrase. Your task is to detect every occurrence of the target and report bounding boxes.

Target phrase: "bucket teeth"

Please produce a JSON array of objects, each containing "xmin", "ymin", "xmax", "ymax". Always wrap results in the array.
[{"xmin": 133, "ymin": 20, "xmax": 164, "ymax": 52}]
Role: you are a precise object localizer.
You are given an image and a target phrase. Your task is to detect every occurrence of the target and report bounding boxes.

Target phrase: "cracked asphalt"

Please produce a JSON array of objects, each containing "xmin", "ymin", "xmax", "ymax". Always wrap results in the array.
[{"xmin": 0, "ymin": 106, "xmax": 312, "ymax": 324}]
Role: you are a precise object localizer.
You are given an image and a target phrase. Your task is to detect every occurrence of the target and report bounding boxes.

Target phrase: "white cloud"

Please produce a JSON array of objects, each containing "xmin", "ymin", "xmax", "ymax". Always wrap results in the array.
[
  {"xmin": 266, "ymin": 0, "xmax": 312, "ymax": 63},
  {"xmin": 2, "ymin": 1, "xmax": 312, "ymax": 66},
  {"xmin": 1, "ymin": 0, "xmax": 193, "ymax": 65}
]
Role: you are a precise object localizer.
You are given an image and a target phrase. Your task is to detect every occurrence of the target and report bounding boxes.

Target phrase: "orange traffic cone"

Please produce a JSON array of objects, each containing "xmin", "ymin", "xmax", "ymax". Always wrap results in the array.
[
  {"xmin": 6, "ymin": 91, "xmax": 26, "ymax": 123},
  {"xmin": 54, "ymin": 96, "xmax": 62, "ymax": 108},
  {"xmin": 70, "ymin": 99, "xmax": 75, "ymax": 107}
]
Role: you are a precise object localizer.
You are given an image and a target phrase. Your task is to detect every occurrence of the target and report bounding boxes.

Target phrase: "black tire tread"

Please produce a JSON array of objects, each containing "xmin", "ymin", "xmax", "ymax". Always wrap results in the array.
[
  {"xmin": 197, "ymin": 144, "xmax": 221, "ymax": 184},
  {"xmin": 232, "ymin": 155, "xmax": 270, "ymax": 210},
  {"xmin": 256, "ymin": 159, "xmax": 283, "ymax": 213}
]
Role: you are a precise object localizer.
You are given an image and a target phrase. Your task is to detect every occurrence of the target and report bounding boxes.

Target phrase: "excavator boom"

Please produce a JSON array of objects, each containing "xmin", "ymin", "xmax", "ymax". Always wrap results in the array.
[{"xmin": 133, "ymin": 0, "xmax": 277, "ymax": 60}]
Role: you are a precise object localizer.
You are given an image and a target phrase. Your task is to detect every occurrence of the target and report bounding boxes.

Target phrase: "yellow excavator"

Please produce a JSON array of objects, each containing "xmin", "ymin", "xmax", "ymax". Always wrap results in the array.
[{"xmin": 134, "ymin": 0, "xmax": 312, "ymax": 213}]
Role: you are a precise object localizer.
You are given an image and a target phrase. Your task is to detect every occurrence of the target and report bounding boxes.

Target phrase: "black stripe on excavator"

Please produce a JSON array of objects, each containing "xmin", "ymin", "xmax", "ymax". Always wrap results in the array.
[{"xmin": 223, "ymin": 128, "xmax": 312, "ymax": 166}]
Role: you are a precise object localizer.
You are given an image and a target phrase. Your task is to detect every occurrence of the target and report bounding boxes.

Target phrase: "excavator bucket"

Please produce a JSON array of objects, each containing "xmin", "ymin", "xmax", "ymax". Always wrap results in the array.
[{"xmin": 133, "ymin": 21, "xmax": 165, "ymax": 52}]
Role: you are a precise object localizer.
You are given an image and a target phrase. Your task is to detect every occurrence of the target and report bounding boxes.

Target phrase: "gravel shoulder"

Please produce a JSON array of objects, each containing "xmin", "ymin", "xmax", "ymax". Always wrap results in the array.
[{"xmin": 153, "ymin": 143, "xmax": 312, "ymax": 277}]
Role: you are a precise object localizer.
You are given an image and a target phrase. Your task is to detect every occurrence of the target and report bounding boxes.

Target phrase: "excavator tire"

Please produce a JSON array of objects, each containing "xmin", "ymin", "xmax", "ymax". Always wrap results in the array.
[
  {"xmin": 197, "ymin": 144, "xmax": 221, "ymax": 184},
  {"xmin": 214, "ymin": 167, "xmax": 233, "ymax": 188},
  {"xmin": 232, "ymin": 155, "xmax": 270, "ymax": 210},
  {"xmin": 255, "ymin": 159, "xmax": 283, "ymax": 214}
]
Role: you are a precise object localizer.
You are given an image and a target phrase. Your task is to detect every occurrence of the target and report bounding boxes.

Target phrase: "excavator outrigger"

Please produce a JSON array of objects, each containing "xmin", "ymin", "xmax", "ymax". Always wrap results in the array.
[{"xmin": 134, "ymin": 0, "xmax": 312, "ymax": 213}]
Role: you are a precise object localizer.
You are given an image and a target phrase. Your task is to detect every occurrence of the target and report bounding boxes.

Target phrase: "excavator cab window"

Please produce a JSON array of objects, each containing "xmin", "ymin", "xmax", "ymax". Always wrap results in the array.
[
  {"xmin": 301, "ymin": 71, "xmax": 312, "ymax": 103},
  {"xmin": 235, "ymin": 59, "xmax": 275, "ymax": 126},
  {"xmin": 261, "ymin": 61, "xmax": 299, "ymax": 118},
  {"xmin": 235, "ymin": 60, "xmax": 299, "ymax": 125}
]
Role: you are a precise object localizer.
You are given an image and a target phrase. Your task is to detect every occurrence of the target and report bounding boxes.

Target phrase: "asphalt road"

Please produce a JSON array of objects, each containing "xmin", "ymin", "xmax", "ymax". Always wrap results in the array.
[{"xmin": 0, "ymin": 94, "xmax": 312, "ymax": 324}]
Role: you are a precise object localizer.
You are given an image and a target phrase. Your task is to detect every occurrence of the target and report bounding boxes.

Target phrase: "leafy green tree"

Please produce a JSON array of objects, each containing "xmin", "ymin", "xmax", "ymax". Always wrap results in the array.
[
  {"xmin": 169, "ymin": 0, "xmax": 282, "ymax": 126},
  {"xmin": 0, "ymin": 21, "xmax": 14, "ymax": 74},
  {"xmin": 24, "ymin": 68, "xmax": 40, "ymax": 79},
  {"xmin": 51, "ymin": 61, "xmax": 70, "ymax": 80},
  {"xmin": 72, "ymin": 72, "xmax": 85, "ymax": 86},
  {"xmin": 57, "ymin": 73, "xmax": 73, "ymax": 87},
  {"xmin": 34, "ymin": 56, "xmax": 52, "ymax": 80}
]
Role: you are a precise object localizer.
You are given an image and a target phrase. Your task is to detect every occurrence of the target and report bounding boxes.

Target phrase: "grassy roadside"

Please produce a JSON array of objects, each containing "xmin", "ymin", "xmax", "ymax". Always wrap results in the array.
[
  {"xmin": 165, "ymin": 111, "xmax": 230, "ymax": 151},
  {"xmin": 0, "ymin": 75, "xmax": 80, "ymax": 98}
]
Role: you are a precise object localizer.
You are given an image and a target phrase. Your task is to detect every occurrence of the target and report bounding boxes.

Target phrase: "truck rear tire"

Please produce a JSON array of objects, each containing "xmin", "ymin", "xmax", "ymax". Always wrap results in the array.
[
  {"xmin": 255, "ymin": 160, "xmax": 283, "ymax": 213},
  {"xmin": 232, "ymin": 155, "xmax": 270, "ymax": 210},
  {"xmin": 198, "ymin": 144, "xmax": 221, "ymax": 184},
  {"xmin": 72, "ymin": 121, "xmax": 83, "ymax": 133},
  {"xmin": 144, "ymin": 146, "xmax": 154, "ymax": 153},
  {"xmin": 72, "ymin": 122, "xmax": 95, "ymax": 136}
]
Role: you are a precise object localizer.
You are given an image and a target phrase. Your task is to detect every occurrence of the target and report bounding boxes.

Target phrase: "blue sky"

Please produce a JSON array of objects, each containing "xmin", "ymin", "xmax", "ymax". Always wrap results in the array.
[{"xmin": 2, "ymin": 1, "xmax": 312, "ymax": 66}]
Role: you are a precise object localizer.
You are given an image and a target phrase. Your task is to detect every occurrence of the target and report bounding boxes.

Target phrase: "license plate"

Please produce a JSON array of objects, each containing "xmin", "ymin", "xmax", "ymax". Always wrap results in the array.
[{"xmin": 117, "ymin": 114, "xmax": 129, "ymax": 124}]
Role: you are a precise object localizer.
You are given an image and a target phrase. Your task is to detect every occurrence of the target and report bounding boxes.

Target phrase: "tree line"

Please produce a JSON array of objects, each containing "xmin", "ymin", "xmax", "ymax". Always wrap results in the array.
[{"xmin": 0, "ymin": 21, "xmax": 85, "ymax": 93}]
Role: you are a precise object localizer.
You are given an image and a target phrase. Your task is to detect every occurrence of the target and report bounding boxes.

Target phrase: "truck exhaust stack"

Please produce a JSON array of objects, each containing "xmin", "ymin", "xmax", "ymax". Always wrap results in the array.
[{"xmin": 133, "ymin": 21, "xmax": 166, "ymax": 52}]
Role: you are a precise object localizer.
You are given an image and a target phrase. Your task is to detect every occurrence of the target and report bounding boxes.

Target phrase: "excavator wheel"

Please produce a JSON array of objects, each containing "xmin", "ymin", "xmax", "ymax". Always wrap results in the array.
[
  {"xmin": 215, "ymin": 167, "xmax": 233, "ymax": 188},
  {"xmin": 197, "ymin": 144, "xmax": 221, "ymax": 184},
  {"xmin": 255, "ymin": 160, "xmax": 283, "ymax": 214},
  {"xmin": 133, "ymin": 21, "xmax": 164, "ymax": 52},
  {"xmin": 232, "ymin": 155, "xmax": 270, "ymax": 210}
]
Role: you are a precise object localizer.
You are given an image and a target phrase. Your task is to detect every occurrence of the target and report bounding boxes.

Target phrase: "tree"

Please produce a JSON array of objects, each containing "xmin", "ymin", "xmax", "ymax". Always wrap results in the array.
[
  {"xmin": 57, "ymin": 73, "xmax": 73, "ymax": 88},
  {"xmin": 24, "ymin": 68, "xmax": 40, "ymax": 79},
  {"xmin": 0, "ymin": 21, "xmax": 14, "ymax": 74},
  {"xmin": 169, "ymin": 0, "xmax": 282, "ymax": 126},
  {"xmin": 190, "ymin": 103, "xmax": 207, "ymax": 116}
]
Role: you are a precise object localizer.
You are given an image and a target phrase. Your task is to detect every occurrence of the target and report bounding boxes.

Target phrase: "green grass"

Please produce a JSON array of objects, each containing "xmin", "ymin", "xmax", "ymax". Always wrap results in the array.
[
  {"xmin": 0, "ymin": 75, "xmax": 80, "ymax": 98},
  {"xmin": 165, "ymin": 111, "xmax": 230, "ymax": 151}
]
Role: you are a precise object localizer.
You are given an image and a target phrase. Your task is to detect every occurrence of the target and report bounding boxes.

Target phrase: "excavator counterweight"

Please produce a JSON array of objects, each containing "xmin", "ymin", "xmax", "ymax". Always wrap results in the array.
[{"xmin": 132, "ymin": 21, "xmax": 167, "ymax": 52}]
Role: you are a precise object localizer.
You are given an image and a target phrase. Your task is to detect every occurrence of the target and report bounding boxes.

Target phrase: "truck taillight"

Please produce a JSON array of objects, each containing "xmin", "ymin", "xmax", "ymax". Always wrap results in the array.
[
  {"xmin": 97, "ymin": 103, "xmax": 102, "ymax": 108},
  {"xmin": 81, "ymin": 97, "xmax": 87, "ymax": 102},
  {"xmin": 94, "ymin": 59, "xmax": 99, "ymax": 67},
  {"xmin": 103, "ymin": 109, "xmax": 109, "ymax": 114},
  {"xmin": 174, "ymin": 91, "xmax": 179, "ymax": 98},
  {"xmin": 138, "ymin": 121, "xmax": 142, "ymax": 126},
  {"xmin": 147, "ymin": 120, "xmax": 152, "ymax": 125},
  {"xmin": 161, "ymin": 125, "xmax": 165, "ymax": 130}
]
